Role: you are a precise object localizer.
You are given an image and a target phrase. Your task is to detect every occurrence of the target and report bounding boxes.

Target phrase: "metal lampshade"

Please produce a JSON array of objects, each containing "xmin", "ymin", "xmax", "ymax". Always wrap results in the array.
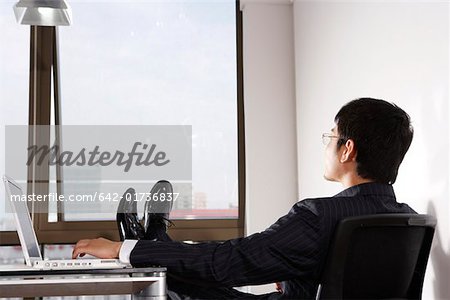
[{"xmin": 14, "ymin": 0, "xmax": 72, "ymax": 26}]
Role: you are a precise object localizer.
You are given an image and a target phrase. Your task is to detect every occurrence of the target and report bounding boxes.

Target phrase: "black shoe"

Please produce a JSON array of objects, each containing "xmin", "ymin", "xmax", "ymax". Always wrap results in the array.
[
  {"xmin": 143, "ymin": 180, "xmax": 174, "ymax": 240},
  {"xmin": 116, "ymin": 187, "xmax": 145, "ymax": 241}
]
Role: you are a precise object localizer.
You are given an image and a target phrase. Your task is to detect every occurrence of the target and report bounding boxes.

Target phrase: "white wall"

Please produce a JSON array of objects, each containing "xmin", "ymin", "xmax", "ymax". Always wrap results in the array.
[
  {"xmin": 293, "ymin": 1, "xmax": 449, "ymax": 299},
  {"xmin": 241, "ymin": 0, "xmax": 449, "ymax": 298},
  {"xmin": 241, "ymin": 0, "xmax": 298, "ymax": 294}
]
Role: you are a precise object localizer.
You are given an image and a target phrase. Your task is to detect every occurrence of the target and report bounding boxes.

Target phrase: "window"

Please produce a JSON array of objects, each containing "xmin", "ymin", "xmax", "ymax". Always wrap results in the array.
[
  {"xmin": 0, "ymin": 0, "xmax": 244, "ymax": 244},
  {"xmin": 58, "ymin": 0, "xmax": 239, "ymax": 220}
]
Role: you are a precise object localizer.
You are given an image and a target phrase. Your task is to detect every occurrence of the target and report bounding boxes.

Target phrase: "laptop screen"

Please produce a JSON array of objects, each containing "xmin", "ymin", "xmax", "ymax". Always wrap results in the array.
[{"xmin": 3, "ymin": 176, "xmax": 42, "ymax": 265}]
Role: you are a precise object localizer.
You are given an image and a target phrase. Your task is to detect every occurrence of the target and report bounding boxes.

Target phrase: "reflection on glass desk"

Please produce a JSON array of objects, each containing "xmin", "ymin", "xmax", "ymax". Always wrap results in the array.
[{"xmin": 0, "ymin": 266, "xmax": 167, "ymax": 299}]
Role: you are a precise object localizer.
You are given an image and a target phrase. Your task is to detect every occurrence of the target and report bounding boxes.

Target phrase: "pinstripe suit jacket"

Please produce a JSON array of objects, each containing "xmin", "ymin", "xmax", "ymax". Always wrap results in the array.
[{"xmin": 130, "ymin": 183, "xmax": 416, "ymax": 299}]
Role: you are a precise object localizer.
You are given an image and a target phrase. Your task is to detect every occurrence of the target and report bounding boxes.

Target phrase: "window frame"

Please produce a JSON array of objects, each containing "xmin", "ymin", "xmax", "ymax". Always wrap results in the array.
[{"xmin": 0, "ymin": 0, "xmax": 245, "ymax": 245}]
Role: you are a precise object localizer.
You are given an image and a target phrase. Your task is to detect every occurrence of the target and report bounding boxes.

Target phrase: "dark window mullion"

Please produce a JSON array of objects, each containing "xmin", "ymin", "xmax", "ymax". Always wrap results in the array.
[{"xmin": 28, "ymin": 26, "xmax": 53, "ymax": 234}]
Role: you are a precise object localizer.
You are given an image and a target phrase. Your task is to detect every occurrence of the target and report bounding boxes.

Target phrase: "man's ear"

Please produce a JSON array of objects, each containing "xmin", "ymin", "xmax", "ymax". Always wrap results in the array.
[{"xmin": 340, "ymin": 139, "xmax": 357, "ymax": 163}]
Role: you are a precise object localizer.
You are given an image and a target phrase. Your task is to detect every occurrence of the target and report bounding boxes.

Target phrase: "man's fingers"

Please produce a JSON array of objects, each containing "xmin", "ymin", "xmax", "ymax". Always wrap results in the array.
[
  {"xmin": 75, "ymin": 239, "xmax": 90, "ymax": 247},
  {"xmin": 72, "ymin": 246, "xmax": 84, "ymax": 259},
  {"xmin": 72, "ymin": 244, "xmax": 87, "ymax": 259},
  {"xmin": 72, "ymin": 239, "xmax": 91, "ymax": 258}
]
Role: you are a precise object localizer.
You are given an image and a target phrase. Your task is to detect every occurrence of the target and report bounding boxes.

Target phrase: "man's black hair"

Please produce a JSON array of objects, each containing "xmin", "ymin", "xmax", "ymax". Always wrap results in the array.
[{"xmin": 335, "ymin": 98, "xmax": 413, "ymax": 184}]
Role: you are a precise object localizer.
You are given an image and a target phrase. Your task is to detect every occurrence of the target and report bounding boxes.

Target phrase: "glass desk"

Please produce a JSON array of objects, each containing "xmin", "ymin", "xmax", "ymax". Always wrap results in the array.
[{"xmin": 0, "ymin": 266, "xmax": 167, "ymax": 299}]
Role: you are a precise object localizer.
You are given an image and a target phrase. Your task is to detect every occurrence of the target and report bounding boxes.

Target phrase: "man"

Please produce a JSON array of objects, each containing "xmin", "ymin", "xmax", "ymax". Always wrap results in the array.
[{"xmin": 72, "ymin": 98, "xmax": 416, "ymax": 299}]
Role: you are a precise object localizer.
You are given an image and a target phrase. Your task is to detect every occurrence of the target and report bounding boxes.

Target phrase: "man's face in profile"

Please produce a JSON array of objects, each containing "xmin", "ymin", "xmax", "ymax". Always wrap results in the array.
[{"xmin": 323, "ymin": 126, "xmax": 343, "ymax": 182}]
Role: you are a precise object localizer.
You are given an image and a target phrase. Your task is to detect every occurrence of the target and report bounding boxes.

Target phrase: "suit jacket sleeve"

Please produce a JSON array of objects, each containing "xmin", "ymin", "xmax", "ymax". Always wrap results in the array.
[{"xmin": 130, "ymin": 200, "xmax": 324, "ymax": 287}]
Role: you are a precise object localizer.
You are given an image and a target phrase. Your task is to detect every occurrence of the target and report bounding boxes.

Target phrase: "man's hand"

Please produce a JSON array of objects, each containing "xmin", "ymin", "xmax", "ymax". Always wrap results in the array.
[{"xmin": 72, "ymin": 237, "xmax": 122, "ymax": 259}]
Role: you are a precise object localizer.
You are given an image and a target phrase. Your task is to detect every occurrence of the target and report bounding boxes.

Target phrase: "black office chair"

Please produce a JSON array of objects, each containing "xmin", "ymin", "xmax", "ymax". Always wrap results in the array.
[{"xmin": 316, "ymin": 214, "xmax": 436, "ymax": 300}]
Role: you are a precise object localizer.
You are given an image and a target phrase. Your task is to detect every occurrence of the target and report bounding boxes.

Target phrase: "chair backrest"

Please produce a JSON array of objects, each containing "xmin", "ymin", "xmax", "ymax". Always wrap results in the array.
[{"xmin": 316, "ymin": 214, "xmax": 436, "ymax": 300}]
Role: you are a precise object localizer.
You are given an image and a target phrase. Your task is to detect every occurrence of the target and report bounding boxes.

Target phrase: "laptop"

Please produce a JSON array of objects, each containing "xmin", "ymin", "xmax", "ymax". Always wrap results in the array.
[{"xmin": 3, "ymin": 175, "xmax": 131, "ymax": 270}]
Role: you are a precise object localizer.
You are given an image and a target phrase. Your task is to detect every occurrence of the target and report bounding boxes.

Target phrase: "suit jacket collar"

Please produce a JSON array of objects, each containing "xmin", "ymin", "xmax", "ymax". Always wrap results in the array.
[{"xmin": 334, "ymin": 182, "xmax": 395, "ymax": 198}]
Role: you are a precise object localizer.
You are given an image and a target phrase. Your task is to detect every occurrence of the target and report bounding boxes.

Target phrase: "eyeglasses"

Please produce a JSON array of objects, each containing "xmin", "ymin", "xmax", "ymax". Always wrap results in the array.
[{"xmin": 322, "ymin": 133, "xmax": 340, "ymax": 145}]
